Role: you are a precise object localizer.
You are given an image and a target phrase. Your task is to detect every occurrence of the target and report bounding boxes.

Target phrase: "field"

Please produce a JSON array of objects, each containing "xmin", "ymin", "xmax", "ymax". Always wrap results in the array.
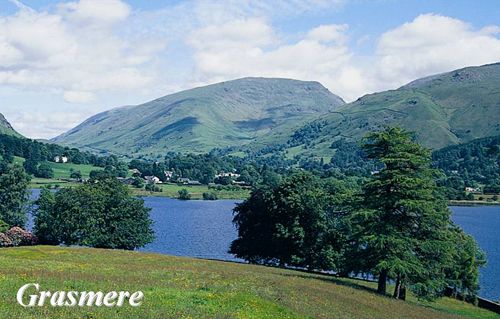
[
  {"xmin": 0, "ymin": 246, "xmax": 496, "ymax": 318},
  {"xmin": 131, "ymin": 183, "xmax": 251, "ymax": 200}
]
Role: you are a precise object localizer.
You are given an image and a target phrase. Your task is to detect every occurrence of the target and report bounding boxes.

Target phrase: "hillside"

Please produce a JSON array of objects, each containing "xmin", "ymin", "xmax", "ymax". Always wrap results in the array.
[
  {"xmin": 53, "ymin": 78, "xmax": 345, "ymax": 157},
  {"xmin": 0, "ymin": 246, "xmax": 495, "ymax": 318},
  {"xmin": 254, "ymin": 62, "xmax": 500, "ymax": 158},
  {"xmin": 0, "ymin": 113, "xmax": 22, "ymax": 137}
]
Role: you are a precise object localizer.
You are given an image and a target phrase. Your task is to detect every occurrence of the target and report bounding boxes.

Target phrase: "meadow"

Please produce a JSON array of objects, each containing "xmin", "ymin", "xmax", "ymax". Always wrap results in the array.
[
  {"xmin": 0, "ymin": 246, "xmax": 496, "ymax": 318},
  {"xmin": 132, "ymin": 183, "xmax": 251, "ymax": 200}
]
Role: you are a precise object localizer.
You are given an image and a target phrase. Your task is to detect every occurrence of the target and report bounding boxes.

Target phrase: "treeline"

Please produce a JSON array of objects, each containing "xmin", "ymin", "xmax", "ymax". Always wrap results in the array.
[
  {"xmin": 129, "ymin": 154, "xmax": 283, "ymax": 186},
  {"xmin": 231, "ymin": 127, "xmax": 486, "ymax": 303},
  {"xmin": 433, "ymin": 135, "xmax": 500, "ymax": 198},
  {"xmin": 0, "ymin": 133, "xmax": 127, "ymax": 178}
]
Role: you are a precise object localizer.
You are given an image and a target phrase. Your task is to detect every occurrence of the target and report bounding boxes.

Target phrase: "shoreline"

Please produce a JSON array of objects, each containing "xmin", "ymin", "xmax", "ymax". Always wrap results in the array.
[{"xmin": 449, "ymin": 200, "xmax": 500, "ymax": 206}]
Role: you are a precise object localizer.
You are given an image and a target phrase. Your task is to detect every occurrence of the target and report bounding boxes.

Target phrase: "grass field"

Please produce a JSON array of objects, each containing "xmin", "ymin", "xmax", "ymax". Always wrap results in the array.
[
  {"xmin": 13, "ymin": 156, "xmax": 103, "ymax": 179},
  {"xmin": 0, "ymin": 246, "xmax": 496, "ymax": 318},
  {"xmin": 132, "ymin": 183, "xmax": 251, "ymax": 200}
]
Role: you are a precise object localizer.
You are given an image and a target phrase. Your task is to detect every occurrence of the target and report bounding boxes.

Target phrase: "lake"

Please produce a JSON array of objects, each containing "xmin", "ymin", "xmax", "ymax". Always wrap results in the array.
[{"xmin": 27, "ymin": 190, "xmax": 499, "ymax": 300}]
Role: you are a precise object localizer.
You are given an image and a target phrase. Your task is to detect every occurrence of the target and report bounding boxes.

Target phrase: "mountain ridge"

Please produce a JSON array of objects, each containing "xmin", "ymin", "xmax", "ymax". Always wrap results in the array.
[
  {"xmin": 249, "ymin": 62, "xmax": 500, "ymax": 159},
  {"xmin": 0, "ymin": 113, "xmax": 22, "ymax": 137},
  {"xmin": 53, "ymin": 77, "xmax": 345, "ymax": 156}
]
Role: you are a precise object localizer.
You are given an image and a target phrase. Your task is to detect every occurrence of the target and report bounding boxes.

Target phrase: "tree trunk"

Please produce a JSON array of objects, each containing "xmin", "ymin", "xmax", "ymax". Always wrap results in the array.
[
  {"xmin": 377, "ymin": 269, "xmax": 388, "ymax": 295},
  {"xmin": 393, "ymin": 276, "xmax": 401, "ymax": 299},
  {"xmin": 399, "ymin": 283, "xmax": 406, "ymax": 301}
]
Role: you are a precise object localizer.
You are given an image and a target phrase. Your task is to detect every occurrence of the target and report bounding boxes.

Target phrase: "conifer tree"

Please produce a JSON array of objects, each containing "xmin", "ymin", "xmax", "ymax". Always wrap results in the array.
[{"xmin": 355, "ymin": 126, "xmax": 452, "ymax": 300}]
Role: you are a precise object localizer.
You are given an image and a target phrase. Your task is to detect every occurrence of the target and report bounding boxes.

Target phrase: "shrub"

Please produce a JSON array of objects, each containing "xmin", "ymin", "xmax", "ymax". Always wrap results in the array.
[
  {"xmin": 203, "ymin": 192, "xmax": 218, "ymax": 200},
  {"xmin": 178, "ymin": 189, "xmax": 191, "ymax": 200},
  {"xmin": 0, "ymin": 233, "xmax": 12, "ymax": 247},
  {"xmin": 4, "ymin": 227, "xmax": 38, "ymax": 246}
]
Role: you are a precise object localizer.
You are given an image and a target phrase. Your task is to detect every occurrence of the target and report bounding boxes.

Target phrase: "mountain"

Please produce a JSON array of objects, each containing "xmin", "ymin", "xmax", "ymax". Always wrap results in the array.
[
  {"xmin": 54, "ymin": 78, "xmax": 345, "ymax": 156},
  {"xmin": 258, "ymin": 62, "xmax": 500, "ymax": 158},
  {"xmin": 0, "ymin": 113, "xmax": 22, "ymax": 137}
]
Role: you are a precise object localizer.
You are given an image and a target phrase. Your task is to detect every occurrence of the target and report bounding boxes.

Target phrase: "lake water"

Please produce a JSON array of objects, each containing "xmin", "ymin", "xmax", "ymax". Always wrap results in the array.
[
  {"xmin": 27, "ymin": 190, "xmax": 499, "ymax": 300},
  {"xmin": 450, "ymin": 206, "xmax": 500, "ymax": 302}
]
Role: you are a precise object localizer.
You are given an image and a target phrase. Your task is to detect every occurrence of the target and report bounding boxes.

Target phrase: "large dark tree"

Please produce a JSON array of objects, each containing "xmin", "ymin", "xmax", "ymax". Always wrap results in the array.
[
  {"xmin": 351, "ymin": 127, "xmax": 455, "ymax": 300},
  {"xmin": 0, "ymin": 163, "xmax": 30, "ymax": 227},
  {"xmin": 34, "ymin": 175, "xmax": 155, "ymax": 250},
  {"xmin": 230, "ymin": 172, "xmax": 345, "ymax": 271}
]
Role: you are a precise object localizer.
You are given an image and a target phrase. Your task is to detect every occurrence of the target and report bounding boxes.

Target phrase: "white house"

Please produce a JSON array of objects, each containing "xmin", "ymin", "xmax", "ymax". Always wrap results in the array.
[
  {"xmin": 164, "ymin": 170, "xmax": 174, "ymax": 180},
  {"xmin": 145, "ymin": 176, "xmax": 161, "ymax": 185},
  {"xmin": 53, "ymin": 156, "xmax": 68, "ymax": 163},
  {"xmin": 465, "ymin": 187, "xmax": 481, "ymax": 193}
]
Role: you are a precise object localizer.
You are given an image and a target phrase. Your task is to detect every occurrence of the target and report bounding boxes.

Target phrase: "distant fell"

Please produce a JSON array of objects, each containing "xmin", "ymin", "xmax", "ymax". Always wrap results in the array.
[
  {"xmin": 0, "ymin": 113, "xmax": 22, "ymax": 137},
  {"xmin": 53, "ymin": 78, "xmax": 345, "ymax": 157},
  {"xmin": 260, "ymin": 62, "xmax": 500, "ymax": 159}
]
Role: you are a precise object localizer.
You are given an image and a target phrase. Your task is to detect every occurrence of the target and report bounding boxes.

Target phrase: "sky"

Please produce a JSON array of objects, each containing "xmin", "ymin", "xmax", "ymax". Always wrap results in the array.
[{"xmin": 1, "ymin": 0, "xmax": 500, "ymax": 139}]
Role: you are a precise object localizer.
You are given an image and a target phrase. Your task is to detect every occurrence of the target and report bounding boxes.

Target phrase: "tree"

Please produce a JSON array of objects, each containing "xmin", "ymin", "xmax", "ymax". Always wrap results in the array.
[
  {"xmin": 0, "ymin": 219, "xmax": 8, "ymax": 232},
  {"xmin": 0, "ymin": 163, "xmax": 30, "ymax": 227},
  {"xmin": 231, "ymin": 172, "xmax": 344, "ymax": 271},
  {"xmin": 178, "ymin": 189, "xmax": 191, "ymax": 200},
  {"xmin": 351, "ymin": 126, "xmax": 453, "ymax": 300},
  {"xmin": 444, "ymin": 226, "xmax": 486, "ymax": 304},
  {"xmin": 23, "ymin": 158, "xmax": 38, "ymax": 176},
  {"xmin": 69, "ymin": 169, "xmax": 82, "ymax": 179},
  {"xmin": 203, "ymin": 192, "xmax": 218, "ymax": 200},
  {"xmin": 35, "ymin": 163, "xmax": 54, "ymax": 179},
  {"xmin": 33, "ymin": 175, "xmax": 155, "ymax": 250}
]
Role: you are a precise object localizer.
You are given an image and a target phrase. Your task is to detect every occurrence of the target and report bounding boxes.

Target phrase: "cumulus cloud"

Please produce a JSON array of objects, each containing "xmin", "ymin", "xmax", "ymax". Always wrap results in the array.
[
  {"xmin": 186, "ymin": 13, "xmax": 500, "ymax": 101},
  {"xmin": 63, "ymin": 91, "xmax": 97, "ymax": 104},
  {"xmin": 187, "ymin": 19, "xmax": 366, "ymax": 100},
  {"xmin": 375, "ymin": 14, "xmax": 500, "ymax": 88},
  {"xmin": 0, "ymin": 0, "xmax": 166, "ymax": 101},
  {"xmin": 60, "ymin": 0, "xmax": 131, "ymax": 26}
]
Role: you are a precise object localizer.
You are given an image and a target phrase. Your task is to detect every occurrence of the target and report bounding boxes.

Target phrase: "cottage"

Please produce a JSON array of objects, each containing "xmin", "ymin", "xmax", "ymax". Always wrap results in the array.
[
  {"xmin": 215, "ymin": 172, "xmax": 241, "ymax": 179},
  {"xmin": 164, "ymin": 171, "xmax": 174, "ymax": 180},
  {"xmin": 145, "ymin": 176, "xmax": 161, "ymax": 185},
  {"xmin": 465, "ymin": 187, "xmax": 481, "ymax": 193},
  {"xmin": 54, "ymin": 156, "xmax": 68, "ymax": 163}
]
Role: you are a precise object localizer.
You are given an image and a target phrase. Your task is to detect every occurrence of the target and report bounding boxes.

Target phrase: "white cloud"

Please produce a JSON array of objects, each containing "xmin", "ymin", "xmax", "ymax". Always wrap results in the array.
[
  {"xmin": 307, "ymin": 24, "xmax": 349, "ymax": 45},
  {"xmin": 187, "ymin": 19, "xmax": 366, "ymax": 100},
  {"xmin": 60, "ymin": 0, "xmax": 131, "ymax": 26},
  {"xmin": 187, "ymin": 13, "xmax": 500, "ymax": 101},
  {"xmin": 63, "ymin": 91, "xmax": 97, "ymax": 103},
  {"xmin": 375, "ymin": 13, "xmax": 500, "ymax": 88},
  {"xmin": 0, "ymin": 0, "xmax": 166, "ymax": 102}
]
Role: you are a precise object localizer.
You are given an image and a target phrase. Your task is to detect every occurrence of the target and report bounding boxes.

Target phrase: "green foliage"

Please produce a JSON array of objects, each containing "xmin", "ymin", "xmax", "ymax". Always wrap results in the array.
[
  {"xmin": 33, "ymin": 176, "xmax": 155, "ymax": 250},
  {"xmin": 351, "ymin": 127, "xmax": 452, "ymax": 300},
  {"xmin": 202, "ymin": 192, "xmax": 218, "ymax": 200},
  {"xmin": 69, "ymin": 169, "xmax": 82, "ymax": 179},
  {"xmin": 0, "ymin": 219, "xmax": 8, "ymax": 232},
  {"xmin": 23, "ymin": 158, "xmax": 38, "ymax": 175},
  {"xmin": 178, "ymin": 189, "xmax": 191, "ymax": 200},
  {"xmin": 433, "ymin": 134, "xmax": 500, "ymax": 198},
  {"xmin": 231, "ymin": 171, "xmax": 350, "ymax": 271},
  {"xmin": 444, "ymin": 227, "xmax": 486, "ymax": 304},
  {"xmin": 35, "ymin": 163, "xmax": 54, "ymax": 179},
  {"xmin": 0, "ymin": 163, "xmax": 30, "ymax": 227}
]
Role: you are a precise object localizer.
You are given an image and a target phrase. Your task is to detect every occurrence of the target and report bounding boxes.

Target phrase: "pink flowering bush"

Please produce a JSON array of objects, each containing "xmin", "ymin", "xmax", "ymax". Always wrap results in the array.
[
  {"xmin": 2, "ymin": 227, "xmax": 38, "ymax": 247},
  {"xmin": 0, "ymin": 233, "xmax": 12, "ymax": 247}
]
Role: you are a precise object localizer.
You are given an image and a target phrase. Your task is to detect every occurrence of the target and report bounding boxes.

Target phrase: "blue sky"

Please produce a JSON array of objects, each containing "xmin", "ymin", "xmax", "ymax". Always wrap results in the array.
[{"xmin": 1, "ymin": 0, "xmax": 500, "ymax": 138}]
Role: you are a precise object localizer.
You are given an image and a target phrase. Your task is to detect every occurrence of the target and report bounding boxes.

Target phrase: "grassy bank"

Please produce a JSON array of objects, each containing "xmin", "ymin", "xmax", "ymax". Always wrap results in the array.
[
  {"xmin": 131, "ymin": 183, "xmax": 251, "ymax": 200},
  {"xmin": 0, "ymin": 246, "xmax": 496, "ymax": 318}
]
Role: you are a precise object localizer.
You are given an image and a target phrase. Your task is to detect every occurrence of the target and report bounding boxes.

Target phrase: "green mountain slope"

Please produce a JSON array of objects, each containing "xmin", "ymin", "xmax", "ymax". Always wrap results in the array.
[
  {"xmin": 53, "ymin": 78, "xmax": 345, "ymax": 157},
  {"xmin": 256, "ymin": 62, "xmax": 500, "ymax": 158},
  {"xmin": 0, "ymin": 113, "xmax": 22, "ymax": 137}
]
